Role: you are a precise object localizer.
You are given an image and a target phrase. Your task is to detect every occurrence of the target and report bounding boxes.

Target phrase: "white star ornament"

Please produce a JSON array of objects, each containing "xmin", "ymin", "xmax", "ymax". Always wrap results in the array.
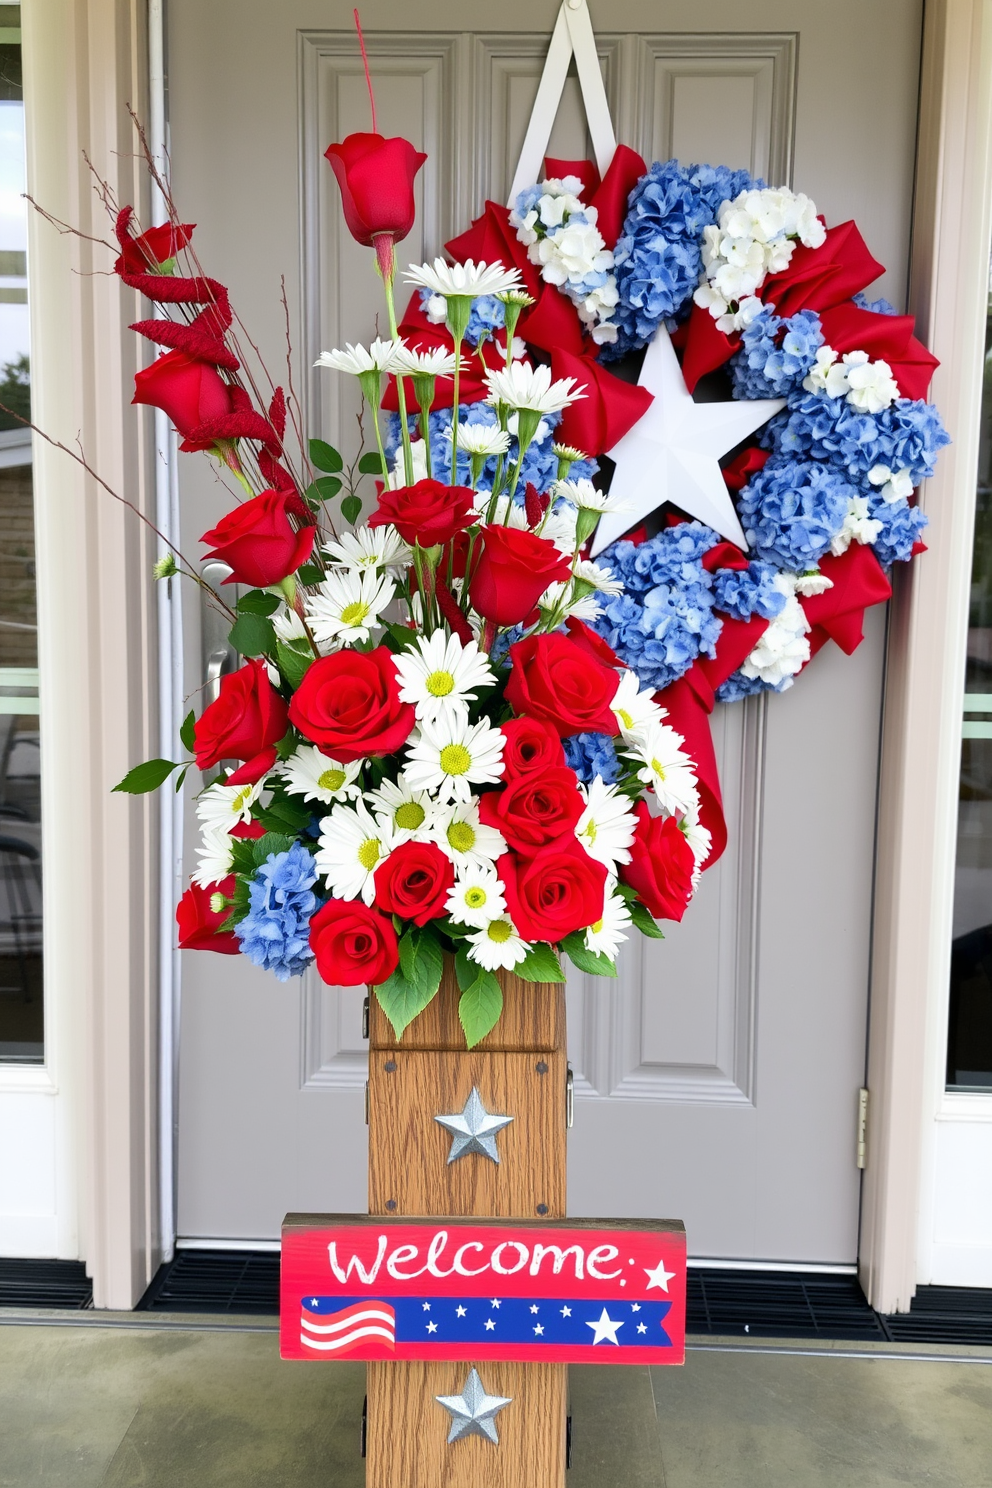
[
  {"xmin": 590, "ymin": 325, "xmax": 785, "ymax": 557},
  {"xmin": 644, "ymin": 1257, "xmax": 677, "ymax": 1293}
]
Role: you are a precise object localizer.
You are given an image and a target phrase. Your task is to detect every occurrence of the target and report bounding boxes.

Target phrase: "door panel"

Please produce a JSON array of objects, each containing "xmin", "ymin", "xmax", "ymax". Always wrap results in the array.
[{"xmin": 170, "ymin": 0, "xmax": 921, "ymax": 1258}]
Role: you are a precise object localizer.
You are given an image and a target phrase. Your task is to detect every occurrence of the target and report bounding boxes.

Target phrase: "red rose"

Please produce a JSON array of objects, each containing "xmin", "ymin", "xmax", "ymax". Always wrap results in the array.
[
  {"xmin": 468, "ymin": 526, "xmax": 572, "ymax": 627},
  {"xmin": 176, "ymin": 877, "xmax": 240, "ymax": 954},
  {"xmin": 565, "ymin": 616, "xmax": 623, "ymax": 668},
  {"xmin": 479, "ymin": 768, "xmax": 584, "ymax": 853},
  {"xmin": 619, "ymin": 802, "xmax": 695, "ymax": 923},
  {"xmin": 194, "ymin": 658, "xmax": 289, "ymax": 778},
  {"xmin": 133, "ymin": 349, "xmax": 235, "ymax": 450},
  {"xmin": 498, "ymin": 836, "xmax": 607, "ymax": 943},
  {"xmin": 288, "ymin": 647, "xmax": 415, "ymax": 763},
  {"xmin": 310, "ymin": 898, "xmax": 399, "ymax": 987},
  {"xmin": 373, "ymin": 841, "xmax": 454, "ymax": 926},
  {"xmin": 324, "ymin": 133, "xmax": 427, "ymax": 247},
  {"xmin": 116, "ymin": 221, "xmax": 194, "ymax": 275},
  {"xmin": 369, "ymin": 479, "xmax": 475, "ymax": 548},
  {"xmin": 200, "ymin": 490, "xmax": 315, "ymax": 588},
  {"xmin": 505, "ymin": 632, "xmax": 620, "ymax": 737},
  {"xmin": 500, "ymin": 717, "xmax": 566, "ymax": 779}
]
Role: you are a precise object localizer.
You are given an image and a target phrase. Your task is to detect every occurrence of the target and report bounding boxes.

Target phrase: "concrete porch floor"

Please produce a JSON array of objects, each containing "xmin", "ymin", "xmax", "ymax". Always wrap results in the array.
[{"xmin": 0, "ymin": 1316, "xmax": 990, "ymax": 1487}]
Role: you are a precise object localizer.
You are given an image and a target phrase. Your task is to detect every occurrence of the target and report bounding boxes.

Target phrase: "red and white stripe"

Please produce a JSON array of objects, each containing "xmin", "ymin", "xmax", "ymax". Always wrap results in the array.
[{"xmin": 300, "ymin": 1301, "xmax": 396, "ymax": 1353}]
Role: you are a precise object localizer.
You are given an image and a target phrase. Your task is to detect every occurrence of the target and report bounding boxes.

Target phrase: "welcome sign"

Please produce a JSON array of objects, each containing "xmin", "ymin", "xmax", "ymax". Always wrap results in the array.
[{"xmin": 281, "ymin": 1215, "xmax": 686, "ymax": 1365}]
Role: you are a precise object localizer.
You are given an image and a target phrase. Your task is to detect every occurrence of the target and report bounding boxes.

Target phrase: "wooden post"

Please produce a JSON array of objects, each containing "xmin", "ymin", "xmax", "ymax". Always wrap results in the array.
[{"xmin": 365, "ymin": 958, "xmax": 568, "ymax": 1487}]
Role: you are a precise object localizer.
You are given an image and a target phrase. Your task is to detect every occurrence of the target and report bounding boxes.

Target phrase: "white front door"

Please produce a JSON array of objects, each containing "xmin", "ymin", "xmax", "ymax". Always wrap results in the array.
[{"xmin": 168, "ymin": 0, "xmax": 922, "ymax": 1261}]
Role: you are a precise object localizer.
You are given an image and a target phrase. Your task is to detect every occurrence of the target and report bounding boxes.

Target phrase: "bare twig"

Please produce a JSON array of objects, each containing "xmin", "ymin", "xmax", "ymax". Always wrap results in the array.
[{"xmin": 21, "ymin": 194, "xmax": 117, "ymax": 251}]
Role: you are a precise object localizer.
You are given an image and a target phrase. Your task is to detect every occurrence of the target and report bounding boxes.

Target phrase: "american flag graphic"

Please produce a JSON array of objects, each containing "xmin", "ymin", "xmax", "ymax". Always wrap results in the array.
[{"xmin": 300, "ymin": 1298, "xmax": 396, "ymax": 1353}]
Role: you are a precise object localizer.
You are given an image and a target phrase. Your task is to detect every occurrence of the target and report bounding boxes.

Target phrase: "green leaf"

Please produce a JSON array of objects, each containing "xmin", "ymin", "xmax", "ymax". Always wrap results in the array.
[
  {"xmin": 341, "ymin": 494, "xmax": 362, "ymax": 525},
  {"xmin": 179, "ymin": 709, "xmax": 196, "ymax": 753},
  {"xmin": 228, "ymin": 612, "xmax": 276, "ymax": 658},
  {"xmin": 374, "ymin": 944, "xmax": 443, "ymax": 1040},
  {"xmin": 252, "ymin": 789, "xmax": 311, "ymax": 833},
  {"xmin": 296, "ymin": 561, "xmax": 325, "ymax": 587},
  {"xmin": 384, "ymin": 622, "xmax": 420, "ymax": 653},
  {"xmin": 458, "ymin": 972, "xmax": 503, "ymax": 1048},
  {"xmin": 237, "ymin": 589, "xmax": 281, "ymax": 616},
  {"xmin": 112, "ymin": 758, "xmax": 179, "ymax": 794},
  {"xmin": 514, "ymin": 941, "xmax": 566, "ymax": 983},
  {"xmin": 250, "ymin": 831, "xmax": 294, "ymax": 867},
  {"xmin": 358, "ymin": 451, "xmax": 385, "ymax": 476},
  {"xmin": 305, "ymin": 476, "xmax": 342, "ymax": 503},
  {"xmin": 229, "ymin": 837, "xmax": 258, "ymax": 876},
  {"xmin": 174, "ymin": 764, "xmax": 190, "ymax": 793},
  {"xmin": 274, "ymin": 730, "xmax": 298, "ymax": 761},
  {"xmin": 562, "ymin": 931, "xmax": 618, "ymax": 977},
  {"xmin": 628, "ymin": 899, "xmax": 665, "ymax": 939},
  {"xmin": 309, "ymin": 438, "xmax": 343, "ymax": 473},
  {"xmin": 453, "ymin": 944, "xmax": 476, "ymax": 992}
]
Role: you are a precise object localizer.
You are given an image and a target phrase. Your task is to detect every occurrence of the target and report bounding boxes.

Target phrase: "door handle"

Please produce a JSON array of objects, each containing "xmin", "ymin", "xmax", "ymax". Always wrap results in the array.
[{"xmin": 200, "ymin": 560, "xmax": 239, "ymax": 705}]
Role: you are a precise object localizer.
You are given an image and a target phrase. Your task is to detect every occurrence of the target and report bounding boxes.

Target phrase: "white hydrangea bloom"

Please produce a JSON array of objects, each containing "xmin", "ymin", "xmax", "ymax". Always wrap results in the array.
[
  {"xmin": 830, "ymin": 497, "xmax": 884, "ymax": 557},
  {"xmin": 739, "ymin": 574, "xmax": 811, "ymax": 689},
  {"xmin": 694, "ymin": 187, "xmax": 826, "ymax": 332},
  {"xmin": 867, "ymin": 464, "xmax": 915, "ymax": 504}
]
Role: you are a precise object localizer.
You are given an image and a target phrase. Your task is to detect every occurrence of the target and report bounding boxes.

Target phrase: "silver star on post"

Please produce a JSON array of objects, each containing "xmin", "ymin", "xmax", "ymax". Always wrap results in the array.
[
  {"xmin": 434, "ymin": 1086, "xmax": 513, "ymax": 1164},
  {"xmin": 436, "ymin": 1367, "xmax": 513, "ymax": 1445},
  {"xmin": 590, "ymin": 324, "xmax": 785, "ymax": 556}
]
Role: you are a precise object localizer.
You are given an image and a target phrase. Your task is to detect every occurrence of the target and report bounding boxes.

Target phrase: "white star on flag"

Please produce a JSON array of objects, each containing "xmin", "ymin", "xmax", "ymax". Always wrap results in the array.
[
  {"xmin": 590, "ymin": 325, "xmax": 785, "ymax": 557},
  {"xmin": 644, "ymin": 1258, "xmax": 677, "ymax": 1292},
  {"xmin": 586, "ymin": 1307, "xmax": 624, "ymax": 1345}
]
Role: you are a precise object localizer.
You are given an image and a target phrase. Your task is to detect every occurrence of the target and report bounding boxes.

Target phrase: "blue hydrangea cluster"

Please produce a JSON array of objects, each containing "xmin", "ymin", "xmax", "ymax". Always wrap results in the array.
[
  {"xmin": 738, "ymin": 457, "xmax": 856, "ymax": 569},
  {"xmin": 867, "ymin": 492, "xmax": 929, "ymax": 565},
  {"xmin": 766, "ymin": 393, "xmax": 949, "ymax": 486},
  {"xmin": 418, "ymin": 288, "xmax": 506, "ymax": 347},
  {"xmin": 604, "ymin": 161, "xmax": 758, "ymax": 360},
  {"xmin": 711, "ymin": 561, "xmax": 786, "ymax": 622},
  {"xmin": 235, "ymin": 842, "xmax": 322, "ymax": 982},
  {"xmin": 592, "ymin": 522, "xmax": 724, "ymax": 689},
  {"xmin": 715, "ymin": 669, "xmax": 780, "ymax": 703},
  {"xmin": 385, "ymin": 403, "xmax": 598, "ymax": 495},
  {"xmin": 729, "ymin": 307, "xmax": 823, "ymax": 399},
  {"xmin": 563, "ymin": 731, "xmax": 620, "ymax": 785},
  {"xmin": 852, "ymin": 291, "xmax": 898, "ymax": 316}
]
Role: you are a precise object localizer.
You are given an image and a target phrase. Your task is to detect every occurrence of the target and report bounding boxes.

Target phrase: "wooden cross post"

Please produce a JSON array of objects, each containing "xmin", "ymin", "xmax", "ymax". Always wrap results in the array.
[{"xmin": 364, "ymin": 959, "xmax": 568, "ymax": 1488}]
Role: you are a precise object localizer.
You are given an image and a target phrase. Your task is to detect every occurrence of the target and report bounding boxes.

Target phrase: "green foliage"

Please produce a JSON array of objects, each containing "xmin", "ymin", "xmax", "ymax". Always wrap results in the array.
[
  {"xmin": 375, "ymin": 926, "xmax": 445, "ymax": 1038},
  {"xmin": 358, "ymin": 451, "xmax": 385, "ymax": 476},
  {"xmin": 276, "ymin": 641, "xmax": 312, "ymax": 689},
  {"xmin": 179, "ymin": 710, "xmax": 196, "ymax": 753},
  {"xmin": 250, "ymin": 831, "xmax": 295, "ymax": 867},
  {"xmin": 250, "ymin": 786, "xmax": 311, "ymax": 834},
  {"xmin": 309, "ymin": 438, "xmax": 343, "ymax": 473},
  {"xmin": 112, "ymin": 758, "xmax": 179, "ymax": 794},
  {"xmin": 237, "ymin": 589, "xmax": 281, "ymax": 616},
  {"xmin": 628, "ymin": 900, "xmax": 665, "ymax": 939},
  {"xmin": 458, "ymin": 971, "xmax": 503, "ymax": 1048},
  {"xmin": 561, "ymin": 931, "xmax": 618, "ymax": 977},
  {"xmin": 228, "ymin": 612, "xmax": 276, "ymax": 657},
  {"xmin": 341, "ymin": 494, "xmax": 362, "ymax": 525},
  {"xmin": 296, "ymin": 562, "xmax": 325, "ymax": 587},
  {"xmin": 305, "ymin": 476, "xmax": 343, "ymax": 504},
  {"xmin": 0, "ymin": 354, "xmax": 29, "ymax": 433},
  {"xmin": 514, "ymin": 941, "xmax": 566, "ymax": 982}
]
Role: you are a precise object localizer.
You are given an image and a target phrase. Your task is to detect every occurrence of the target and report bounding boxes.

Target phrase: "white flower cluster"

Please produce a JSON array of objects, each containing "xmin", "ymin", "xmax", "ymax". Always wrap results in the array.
[
  {"xmin": 829, "ymin": 497, "xmax": 884, "ymax": 558},
  {"xmin": 802, "ymin": 346, "xmax": 900, "ymax": 414},
  {"xmin": 510, "ymin": 176, "xmax": 620, "ymax": 345},
  {"xmin": 694, "ymin": 187, "xmax": 827, "ymax": 334},
  {"xmin": 738, "ymin": 573, "xmax": 811, "ymax": 690}
]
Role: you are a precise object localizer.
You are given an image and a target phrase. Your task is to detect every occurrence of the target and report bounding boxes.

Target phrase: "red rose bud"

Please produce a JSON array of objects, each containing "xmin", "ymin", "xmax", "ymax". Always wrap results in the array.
[
  {"xmin": 479, "ymin": 768, "xmax": 584, "ymax": 853},
  {"xmin": 193, "ymin": 658, "xmax": 289, "ymax": 774},
  {"xmin": 505, "ymin": 632, "xmax": 620, "ymax": 738},
  {"xmin": 469, "ymin": 526, "xmax": 573, "ymax": 628},
  {"xmin": 497, "ymin": 836, "xmax": 607, "ymax": 943},
  {"xmin": 373, "ymin": 840, "xmax": 454, "ymax": 926},
  {"xmin": 324, "ymin": 132, "xmax": 427, "ymax": 248},
  {"xmin": 200, "ymin": 490, "xmax": 315, "ymax": 588},
  {"xmin": 369, "ymin": 479, "xmax": 476, "ymax": 549},
  {"xmin": 133, "ymin": 349, "xmax": 235, "ymax": 450},
  {"xmin": 176, "ymin": 877, "xmax": 240, "ymax": 954},
  {"xmin": 310, "ymin": 898, "xmax": 399, "ymax": 987},
  {"xmin": 619, "ymin": 802, "xmax": 696, "ymax": 923},
  {"xmin": 499, "ymin": 717, "xmax": 566, "ymax": 779},
  {"xmin": 115, "ymin": 221, "xmax": 194, "ymax": 276},
  {"xmin": 288, "ymin": 647, "xmax": 415, "ymax": 763}
]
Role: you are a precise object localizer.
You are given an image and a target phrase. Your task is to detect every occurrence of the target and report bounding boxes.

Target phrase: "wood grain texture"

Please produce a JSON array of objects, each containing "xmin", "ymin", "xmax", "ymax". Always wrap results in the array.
[
  {"xmin": 366, "ymin": 1360, "xmax": 566, "ymax": 1488},
  {"xmin": 368, "ymin": 959, "xmax": 565, "ymax": 1053},
  {"xmin": 368, "ymin": 1049, "xmax": 567, "ymax": 1219}
]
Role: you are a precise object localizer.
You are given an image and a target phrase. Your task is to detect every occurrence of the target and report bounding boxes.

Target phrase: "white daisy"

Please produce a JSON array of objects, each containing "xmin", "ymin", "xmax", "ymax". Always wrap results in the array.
[
  {"xmin": 678, "ymin": 808, "xmax": 712, "ymax": 868},
  {"xmin": 392, "ymin": 631, "xmax": 497, "ymax": 725},
  {"xmin": 192, "ymin": 827, "xmax": 236, "ymax": 890},
  {"xmin": 611, "ymin": 669, "xmax": 666, "ymax": 742},
  {"xmin": 279, "ymin": 745, "xmax": 362, "ymax": 805},
  {"xmin": 195, "ymin": 777, "xmax": 265, "ymax": 834},
  {"xmin": 574, "ymin": 777, "xmax": 637, "ymax": 870},
  {"xmin": 314, "ymin": 338, "xmax": 404, "ymax": 375},
  {"xmin": 314, "ymin": 801, "xmax": 393, "ymax": 905},
  {"xmin": 537, "ymin": 581, "xmax": 603, "ymax": 623},
  {"xmin": 485, "ymin": 496, "xmax": 530, "ymax": 532},
  {"xmin": 389, "ymin": 344, "xmax": 465, "ymax": 378},
  {"xmin": 431, "ymin": 799, "xmax": 506, "ymax": 871},
  {"xmin": 454, "ymin": 423, "xmax": 511, "ymax": 458},
  {"xmin": 272, "ymin": 606, "xmax": 310, "ymax": 645},
  {"xmin": 624, "ymin": 723, "xmax": 700, "ymax": 817},
  {"xmin": 465, "ymin": 916, "xmax": 531, "ymax": 972},
  {"xmin": 553, "ymin": 477, "xmax": 629, "ymax": 514},
  {"xmin": 572, "ymin": 559, "xmax": 623, "ymax": 595},
  {"xmin": 402, "ymin": 713, "xmax": 505, "ymax": 804},
  {"xmin": 305, "ymin": 567, "xmax": 396, "ymax": 647},
  {"xmin": 404, "ymin": 257, "xmax": 523, "ymax": 299},
  {"xmin": 324, "ymin": 523, "xmax": 410, "ymax": 573},
  {"xmin": 365, "ymin": 778, "xmax": 438, "ymax": 843},
  {"xmin": 539, "ymin": 501, "xmax": 579, "ymax": 554},
  {"xmin": 445, "ymin": 864, "xmax": 506, "ymax": 929},
  {"xmin": 484, "ymin": 360, "xmax": 586, "ymax": 415},
  {"xmin": 584, "ymin": 880, "xmax": 632, "ymax": 959}
]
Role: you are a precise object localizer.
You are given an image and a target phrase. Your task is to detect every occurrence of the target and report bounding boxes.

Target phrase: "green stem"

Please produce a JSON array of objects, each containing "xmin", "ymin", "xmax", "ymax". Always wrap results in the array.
[
  {"xmin": 418, "ymin": 397, "xmax": 433, "ymax": 476},
  {"xmin": 382, "ymin": 273, "xmax": 414, "ymax": 487},
  {"xmin": 450, "ymin": 341, "xmax": 462, "ymax": 486}
]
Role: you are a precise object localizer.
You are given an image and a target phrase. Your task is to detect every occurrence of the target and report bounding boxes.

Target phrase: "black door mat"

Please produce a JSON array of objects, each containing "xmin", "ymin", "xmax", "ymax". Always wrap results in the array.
[
  {"xmin": 882, "ymin": 1285, "xmax": 992, "ymax": 1346},
  {"xmin": 0, "ymin": 1258, "xmax": 93, "ymax": 1309},
  {"xmin": 688, "ymin": 1268, "xmax": 888, "ymax": 1340},
  {"xmin": 137, "ymin": 1250, "xmax": 281, "ymax": 1314}
]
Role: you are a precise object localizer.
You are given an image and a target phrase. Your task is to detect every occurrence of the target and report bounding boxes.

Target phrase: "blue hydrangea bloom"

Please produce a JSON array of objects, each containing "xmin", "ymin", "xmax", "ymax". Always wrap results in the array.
[
  {"xmin": 235, "ymin": 842, "xmax": 322, "ymax": 982},
  {"xmin": 730, "ymin": 307, "xmax": 823, "ymax": 399},
  {"xmin": 765, "ymin": 394, "xmax": 950, "ymax": 487},
  {"xmin": 867, "ymin": 492, "xmax": 929, "ymax": 566},
  {"xmin": 852, "ymin": 291, "xmax": 899, "ymax": 316},
  {"xmin": 604, "ymin": 160, "xmax": 759, "ymax": 360},
  {"xmin": 592, "ymin": 523, "xmax": 723, "ymax": 689},
  {"xmin": 716, "ymin": 669, "xmax": 787, "ymax": 702},
  {"xmin": 711, "ymin": 561, "xmax": 786, "ymax": 622},
  {"xmin": 385, "ymin": 404, "xmax": 598, "ymax": 495},
  {"xmin": 563, "ymin": 732, "xmax": 620, "ymax": 785},
  {"xmin": 738, "ymin": 457, "xmax": 855, "ymax": 569},
  {"xmin": 418, "ymin": 288, "xmax": 507, "ymax": 348}
]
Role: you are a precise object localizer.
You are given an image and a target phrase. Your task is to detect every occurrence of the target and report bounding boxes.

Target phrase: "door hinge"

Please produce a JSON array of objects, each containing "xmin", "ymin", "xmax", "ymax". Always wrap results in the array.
[
  {"xmin": 856, "ymin": 1087, "xmax": 869, "ymax": 1169},
  {"xmin": 362, "ymin": 995, "xmax": 369, "ymax": 1040},
  {"xmin": 566, "ymin": 1065, "xmax": 574, "ymax": 1129}
]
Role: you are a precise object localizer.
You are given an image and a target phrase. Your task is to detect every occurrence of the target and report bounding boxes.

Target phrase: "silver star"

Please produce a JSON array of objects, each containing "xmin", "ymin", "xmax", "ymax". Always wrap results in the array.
[
  {"xmin": 590, "ymin": 325, "xmax": 785, "ymax": 557},
  {"xmin": 434, "ymin": 1087, "xmax": 513, "ymax": 1164},
  {"xmin": 436, "ymin": 1368, "xmax": 513, "ymax": 1445}
]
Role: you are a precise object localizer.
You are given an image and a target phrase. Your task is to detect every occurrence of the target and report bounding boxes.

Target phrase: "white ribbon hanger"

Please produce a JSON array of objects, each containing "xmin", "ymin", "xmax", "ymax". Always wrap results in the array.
[{"xmin": 507, "ymin": 0, "xmax": 617, "ymax": 208}]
